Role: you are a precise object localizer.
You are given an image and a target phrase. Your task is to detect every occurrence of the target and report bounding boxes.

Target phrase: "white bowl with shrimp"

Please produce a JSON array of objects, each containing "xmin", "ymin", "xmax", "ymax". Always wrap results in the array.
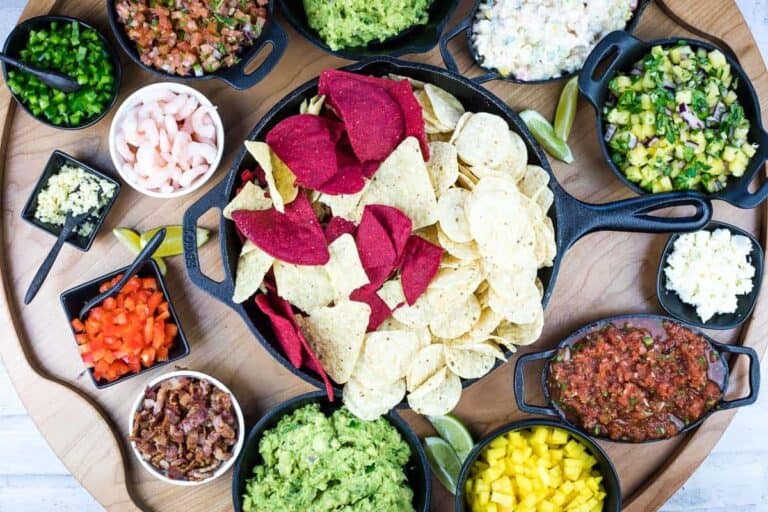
[{"xmin": 109, "ymin": 82, "xmax": 224, "ymax": 199}]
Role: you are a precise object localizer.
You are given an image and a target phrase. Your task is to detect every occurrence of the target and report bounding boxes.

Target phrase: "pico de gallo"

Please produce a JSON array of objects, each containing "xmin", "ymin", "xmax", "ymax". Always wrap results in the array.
[
  {"xmin": 548, "ymin": 321, "xmax": 725, "ymax": 442},
  {"xmin": 71, "ymin": 274, "xmax": 178, "ymax": 383},
  {"xmin": 115, "ymin": 0, "xmax": 268, "ymax": 76}
]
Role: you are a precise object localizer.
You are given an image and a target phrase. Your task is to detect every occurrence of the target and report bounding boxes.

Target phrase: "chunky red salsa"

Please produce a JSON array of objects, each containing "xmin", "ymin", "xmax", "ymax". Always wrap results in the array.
[{"xmin": 548, "ymin": 321, "xmax": 725, "ymax": 442}]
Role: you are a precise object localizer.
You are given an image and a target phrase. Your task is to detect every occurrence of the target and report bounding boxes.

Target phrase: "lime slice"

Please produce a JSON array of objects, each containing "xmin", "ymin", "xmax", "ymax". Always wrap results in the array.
[
  {"xmin": 112, "ymin": 227, "xmax": 167, "ymax": 275},
  {"xmin": 554, "ymin": 76, "xmax": 578, "ymax": 141},
  {"xmin": 424, "ymin": 436, "xmax": 462, "ymax": 495},
  {"xmin": 519, "ymin": 109, "xmax": 574, "ymax": 164},
  {"xmin": 140, "ymin": 225, "xmax": 210, "ymax": 258},
  {"xmin": 427, "ymin": 415, "xmax": 474, "ymax": 463}
]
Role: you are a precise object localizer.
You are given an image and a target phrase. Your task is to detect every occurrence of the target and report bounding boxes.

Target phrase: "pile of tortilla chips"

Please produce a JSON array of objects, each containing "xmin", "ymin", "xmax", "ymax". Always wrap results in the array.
[{"xmin": 224, "ymin": 69, "xmax": 557, "ymax": 420}]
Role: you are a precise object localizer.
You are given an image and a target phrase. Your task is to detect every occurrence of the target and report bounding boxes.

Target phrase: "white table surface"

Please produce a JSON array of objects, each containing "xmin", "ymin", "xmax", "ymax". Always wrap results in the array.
[{"xmin": 1, "ymin": 1, "xmax": 768, "ymax": 511}]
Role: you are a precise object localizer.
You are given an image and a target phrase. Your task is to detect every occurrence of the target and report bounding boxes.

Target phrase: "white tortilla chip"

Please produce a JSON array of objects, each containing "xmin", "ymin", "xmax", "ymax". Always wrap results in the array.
[
  {"xmin": 407, "ymin": 367, "xmax": 462, "ymax": 416},
  {"xmin": 427, "ymin": 141, "xmax": 459, "ymax": 196},
  {"xmin": 406, "ymin": 344, "xmax": 446, "ymax": 392},
  {"xmin": 223, "ymin": 181, "xmax": 271, "ymax": 220},
  {"xmin": 325, "ymin": 234, "xmax": 369, "ymax": 301},
  {"xmin": 318, "ymin": 188, "xmax": 366, "ymax": 221},
  {"xmin": 424, "ymin": 83, "xmax": 465, "ymax": 130},
  {"xmin": 437, "ymin": 187, "xmax": 473, "ymax": 243},
  {"xmin": 232, "ymin": 240, "xmax": 273, "ymax": 303},
  {"xmin": 453, "ymin": 113, "xmax": 511, "ymax": 168},
  {"xmin": 354, "ymin": 330, "xmax": 422, "ymax": 384},
  {"xmin": 377, "ymin": 278, "xmax": 406, "ymax": 310},
  {"xmin": 343, "ymin": 377, "xmax": 405, "ymax": 420},
  {"xmin": 273, "ymin": 261, "xmax": 333, "ymax": 313},
  {"xmin": 444, "ymin": 343, "xmax": 498, "ymax": 379},
  {"xmin": 429, "ymin": 294, "xmax": 481, "ymax": 339},
  {"xmin": 244, "ymin": 141, "xmax": 298, "ymax": 213}
]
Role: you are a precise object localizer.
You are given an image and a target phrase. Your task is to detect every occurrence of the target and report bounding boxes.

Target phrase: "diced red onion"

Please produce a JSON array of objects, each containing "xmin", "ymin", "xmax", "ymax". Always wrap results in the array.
[
  {"xmin": 681, "ymin": 110, "xmax": 705, "ymax": 129},
  {"xmin": 648, "ymin": 137, "xmax": 659, "ymax": 146},
  {"xmin": 604, "ymin": 124, "xmax": 617, "ymax": 142},
  {"xmin": 705, "ymin": 117, "xmax": 720, "ymax": 127},
  {"xmin": 663, "ymin": 82, "xmax": 675, "ymax": 91},
  {"xmin": 628, "ymin": 133, "xmax": 638, "ymax": 149},
  {"xmin": 678, "ymin": 103, "xmax": 688, "ymax": 113},
  {"xmin": 713, "ymin": 101, "xmax": 727, "ymax": 120},
  {"xmin": 685, "ymin": 140, "xmax": 699, "ymax": 149},
  {"xmin": 630, "ymin": 68, "xmax": 642, "ymax": 76}
]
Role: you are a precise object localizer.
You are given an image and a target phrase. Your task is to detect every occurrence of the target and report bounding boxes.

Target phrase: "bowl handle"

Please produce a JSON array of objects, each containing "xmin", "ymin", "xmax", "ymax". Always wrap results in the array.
[
  {"xmin": 218, "ymin": 20, "xmax": 288, "ymax": 90},
  {"xmin": 438, "ymin": 17, "xmax": 498, "ymax": 84},
  {"xmin": 182, "ymin": 177, "xmax": 235, "ymax": 305},
  {"xmin": 711, "ymin": 341, "xmax": 761, "ymax": 410},
  {"xmin": 717, "ymin": 131, "xmax": 768, "ymax": 209},
  {"xmin": 578, "ymin": 30, "xmax": 644, "ymax": 111},
  {"xmin": 558, "ymin": 191, "xmax": 713, "ymax": 250},
  {"xmin": 513, "ymin": 349, "xmax": 560, "ymax": 417}
]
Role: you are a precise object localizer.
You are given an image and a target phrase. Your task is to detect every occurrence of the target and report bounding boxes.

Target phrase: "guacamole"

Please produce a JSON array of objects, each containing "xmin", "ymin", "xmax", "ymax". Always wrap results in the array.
[
  {"xmin": 303, "ymin": 0, "xmax": 433, "ymax": 51},
  {"xmin": 242, "ymin": 404, "xmax": 415, "ymax": 512}
]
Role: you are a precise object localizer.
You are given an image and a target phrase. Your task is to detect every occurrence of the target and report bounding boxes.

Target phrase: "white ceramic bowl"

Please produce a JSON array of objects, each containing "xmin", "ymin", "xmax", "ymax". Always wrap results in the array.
[
  {"xmin": 128, "ymin": 370, "xmax": 245, "ymax": 486},
  {"xmin": 108, "ymin": 82, "xmax": 225, "ymax": 199}
]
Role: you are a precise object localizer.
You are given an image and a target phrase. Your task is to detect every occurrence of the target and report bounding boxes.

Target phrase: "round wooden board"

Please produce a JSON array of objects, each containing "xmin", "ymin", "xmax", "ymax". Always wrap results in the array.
[{"xmin": 0, "ymin": 0, "xmax": 766, "ymax": 510}]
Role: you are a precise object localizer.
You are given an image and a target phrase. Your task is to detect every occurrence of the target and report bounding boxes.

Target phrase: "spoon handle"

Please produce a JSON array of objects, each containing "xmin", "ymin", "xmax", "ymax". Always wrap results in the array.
[
  {"xmin": 0, "ymin": 54, "xmax": 42, "ymax": 79},
  {"xmin": 24, "ymin": 218, "xmax": 79, "ymax": 305},
  {"xmin": 77, "ymin": 228, "xmax": 166, "ymax": 319}
]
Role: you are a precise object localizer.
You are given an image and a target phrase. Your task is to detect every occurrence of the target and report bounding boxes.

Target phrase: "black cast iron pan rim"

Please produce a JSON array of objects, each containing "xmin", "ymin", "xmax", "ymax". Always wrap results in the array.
[
  {"xmin": 183, "ymin": 56, "xmax": 712, "ymax": 401},
  {"xmin": 656, "ymin": 220, "xmax": 765, "ymax": 330},
  {"xmin": 579, "ymin": 31, "xmax": 768, "ymax": 209},
  {"xmin": 1, "ymin": 14, "xmax": 123, "ymax": 130},
  {"xmin": 513, "ymin": 312, "xmax": 761, "ymax": 444},
  {"xmin": 278, "ymin": 0, "xmax": 462, "ymax": 62},
  {"xmin": 105, "ymin": 0, "xmax": 287, "ymax": 90},
  {"xmin": 453, "ymin": 418, "xmax": 622, "ymax": 512},
  {"xmin": 439, "ymin": 0, "xmax": 652, "ymax": 85},
  {"xmin": 230, "ymin": 390, "xmax": 432, "ymax": 512}
]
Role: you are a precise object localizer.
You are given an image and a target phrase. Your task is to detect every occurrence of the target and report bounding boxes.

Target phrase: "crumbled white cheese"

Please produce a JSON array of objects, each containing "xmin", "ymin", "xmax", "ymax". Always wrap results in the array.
[
  {"xmin": 472, "ymin": 0, "xmax": 636, "ymax": 81},
  {"xmin": 664, "ymin": 228, "xmax": 755, "ymax": 322},
  {"xmin": 34, "ymin": 164, "xmax": 116, "ymax": 237}
]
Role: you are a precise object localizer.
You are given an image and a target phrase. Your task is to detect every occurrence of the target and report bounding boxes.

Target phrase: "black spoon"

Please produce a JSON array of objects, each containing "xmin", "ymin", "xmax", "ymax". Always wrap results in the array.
[
  {"xmin": 0, "ymin": 53, "xmax": 81, "ymax": 93},
  {"xmin": 78, "ymin": 228, "xmax": 166, "ymax": 319},
  {"xmin": 25, "ymin": 209, "xmax": 92, "ymax": 305}
]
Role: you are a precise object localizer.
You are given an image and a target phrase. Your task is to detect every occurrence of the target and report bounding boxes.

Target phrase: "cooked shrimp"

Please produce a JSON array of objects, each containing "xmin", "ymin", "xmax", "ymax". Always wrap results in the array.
[
  {"xmin": 162, "ymin": 93, "xmax": 187, "ymax": 116},
  {"xmin": 171, "ymin": 131, "xmax": 192, "ymax": 163},
  {"xmin": 179, "ymin": 164, "xmax": 209, "ymax": 188},
  {"xmin": 115, "ymin": 132, "xmax": 135, "ymax": 163},
  {"xmin": 138, "ymin": 118, "xmax": 160, "ymax": 147},
  {"xmin": 158, "ymin": 128, "xmax": 171, "ymax": 155},
  {"xmin": 164, "ymin": 114, "xmax": 179, "ymax": 139},
  {"xmin": 191, "ymin": 106, "xmax": 216, "ymax": 140},
  {"xmin": 140, "ymin": 87, "xmax": 176, "ymax": 104},
  {"xmin": 189, "ymin": 141, "xmax": 217, "ymax": 164},
  {"xmin": 176, "ymin": 95, "xmax": 199, "ymax": 120}
]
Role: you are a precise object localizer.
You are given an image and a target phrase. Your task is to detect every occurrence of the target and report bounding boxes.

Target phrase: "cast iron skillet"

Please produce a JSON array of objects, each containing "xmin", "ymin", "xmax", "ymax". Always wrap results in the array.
[
  {"xmin": 230, "ymin": 390, "xmax": 431, "ymax": 512},
  {"xmin": 182, "ymin": 57, "xmax": 712, "ymax": 395},
  {"xmin": 106, "ymin": 0, "xmax": 287, "ymax": 90},
  {"xmin": 454, "ymin": 419, "xmax": 621, "ymax": 512},
  {"xmin": 579, "ymin": 31, "xmax": 768, "ymax": 208},
  {"xmin": 514, "ymin": 313, "xmax": 760, "ymax": 443},
  {"xmin": 280, "ymin": 0, "xmax": 461, "ymax": 61},
  {"xmin": 439, "ymin": 0, "xmax": 651, "ymax": 84}
]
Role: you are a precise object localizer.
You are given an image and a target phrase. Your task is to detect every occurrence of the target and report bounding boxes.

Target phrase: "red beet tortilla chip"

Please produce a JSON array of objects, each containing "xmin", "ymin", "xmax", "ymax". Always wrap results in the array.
[
  {"xmin": 325, "ymin": 216, "xmax": 357, "ymax": 243},
  {"xmin": 350, "ymin": 284, "xmax": 392, "ymax": 332},
  {"xmin": 232, "ymin": 192, "xmax": 329, "ymax": 265},
  {"xmin": 401, "ymin": 235, "xmax": 444, "ymax": 305},
  {"xmin": 254, "ymin": 294, "xmax": 304, "ymax": 368},
  {"xmin": 386, "ymin": 79, "xmax": 430, "ymax": 161},
  {"xmin": 366, "ymin": 205, "xmax": 413, "ymax": 265},
  {"xmin": 319, "ymin": 71, "xmax": 404, "ymax": 163},
  {"xmin": 316, "ymin": 147, "xmax": 366, "ymax": 195},
  {"xmin": 266, "ymin": 114, "xmax": 340, "ymax": 189},
  {"xmin": 355, "ymin": 206, "xmax": 398, "ymax": 287}
]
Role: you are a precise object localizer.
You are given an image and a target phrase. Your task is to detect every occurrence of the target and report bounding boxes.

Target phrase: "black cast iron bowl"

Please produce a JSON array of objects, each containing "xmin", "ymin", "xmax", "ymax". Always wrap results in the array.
[
  {"xmin": 514, "ymin": 313, "xmax": 760, "ymax": 443},
  {"xmin": 579, "ymin": 31, "xmax": 768, "ymax": 209},
  {"xmin": 454, "ymin": 419, "xmax": 621, "ymax": 512},
  {"xmin": 1, "ymin": 15, "xmax": 122, "ymax": 130},
  {"xmin": 280, "ymin": 0, "xmax": 461, "ymax": 61},
  {"xmin": 106, "ymin": 0, "xmax": 287, "ymax": 90},
  {"xmin": 657, "ymin": 221, "xmax": 764, "ymax": 330},
  {"xmin": 440, "ymin": 0, "xmax": 651, "ymax": 84},
  {"xmin": 183, "ymin": 57, "xmax": 712, "ymax": 397},
  {"xmin": 231, "ymin": 390, "xmax": 431, "ymax": 512}
]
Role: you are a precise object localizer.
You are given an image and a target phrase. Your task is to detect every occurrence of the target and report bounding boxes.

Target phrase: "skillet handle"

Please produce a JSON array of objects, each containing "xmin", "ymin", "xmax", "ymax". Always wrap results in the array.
[
  {"xmin": 217, "ymin": 20, "xmax": 288, "ymax": 90},
  {"xmin": 514, "ymin": 349, "xmax": 560, "ymax": 417},
  {"xmin": 559, "ymin": 192, "xmax": 713, "ymax": 250},
  {"xmin": 711, "ymin": 341, "xmax": 761, "ymax": 410},
  {"xmin": 579, "ymin": 31, "xmax": 645, "ymax": 110},
  {"xmin": 438, "ymin": 18, "xmax": 498, "ymax": 84},
  {"xmin": 717, "ymin": 131, "xmax": 768, "ymax": 209},
  {"xmin": 183, "ymin": 177, "xmax": 235, "ymax": 305}
]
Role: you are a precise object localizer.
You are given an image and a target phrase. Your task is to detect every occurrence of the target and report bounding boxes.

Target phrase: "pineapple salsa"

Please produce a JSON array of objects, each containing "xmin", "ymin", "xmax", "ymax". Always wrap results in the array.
[{"xmin": 603, "ymin": 43, "xmax": 757, "ymax": 193}]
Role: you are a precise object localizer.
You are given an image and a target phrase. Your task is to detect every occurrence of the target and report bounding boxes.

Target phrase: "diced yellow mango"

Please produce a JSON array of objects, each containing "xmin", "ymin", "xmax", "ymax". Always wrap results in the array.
[{"xmin": 491, "ymin": 492, "xmax": 515, "ymax": 508}]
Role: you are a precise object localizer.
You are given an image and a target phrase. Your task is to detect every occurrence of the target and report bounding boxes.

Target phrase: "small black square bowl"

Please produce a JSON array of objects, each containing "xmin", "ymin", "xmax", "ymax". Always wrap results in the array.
[
  {"xmin": 21, "ymin": 150, "xmax": 121, "ymax": 252},
  {"xmin": 60, "ymin": 259, "xmax": 191, "ymax": 389},
  {"xmin": 657, "ymin": 221, "xmax": 764, "ymax": 330}
]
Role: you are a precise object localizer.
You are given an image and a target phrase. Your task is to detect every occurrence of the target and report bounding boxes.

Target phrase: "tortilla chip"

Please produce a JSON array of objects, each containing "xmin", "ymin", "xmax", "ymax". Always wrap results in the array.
[
  {"xmin": 223, "ymin": 181, "xmax": 271, "ymax": 220},
  {"xmin": 429, "ymin": 294, "xmax": 481, "ymax": 339},
  {"xmin": 325, "ymin": 233, "xmax": 369, "ymax": 301},
  {"xmin": 232, "ymin": 241, "xmax": 274, "ymax": 303},
  {"xmin": 354, "ymin": 330, "xmax": 422, "ymax": 384},
  {"xmin": 444, "ymin": 342, "xmax": 498, "ymax": 379},
  {"xmin": 437, "ymin": 187, "xmax": 473, "ymax": 243},
  {"xmin": 401, "ymin": 235, "xmax": 443, "ymax": 305},
  {"xmin": 377, "ymin": 278, "xmax": 406, "ymax": 311},
  {"xmin": 427, "ymin": 141, "xmax": 459, "ymax": 196},
  {"xmin": 453, "ymin": 112, "xmax": 512, "ymax": 168},
  {"xmin": 406, "ymin": 344, "xmax": 446, "ymax": 391},
  {"xmin": 424, "ymin": 83, "xmax": 464, "ymax": 130},
  {"xmin": 407, "ymin": 367, "xmax": 461, "ymax": 416},
  {"xmin": 343, "ymin": 377, "xmax": 405, "ymax": 420},
  {"xmin": 244, "ymin": 140, "xmax": 298, "ymax": 213},
  {"xmin": 273, "ymin": 260, "xmax": 334, "ymax": 313}
]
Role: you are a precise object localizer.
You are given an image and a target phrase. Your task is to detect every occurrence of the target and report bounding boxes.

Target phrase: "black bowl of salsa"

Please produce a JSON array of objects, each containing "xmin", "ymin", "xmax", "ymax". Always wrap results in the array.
[{"xmin": 514, "ymin": 314, "xmax": 760, "ymax": 443}]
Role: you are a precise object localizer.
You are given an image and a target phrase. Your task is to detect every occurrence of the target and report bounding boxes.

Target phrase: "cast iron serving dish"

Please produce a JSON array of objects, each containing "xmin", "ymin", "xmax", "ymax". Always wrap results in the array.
[
  {"xmin": 579, "ymin": 31, "xmax": 768, "ymax": 208},
  {"xmin": 106, "ymin": 0, "xmax": 287, "ymax": 90},
  {"xmin": 2, "ymin": 15, "xmax": 122, "ymax": 130},
  {"xmin": 231, "ymin": 391, "xmax": 431, "ymax": 512},
  {"xmin": 514, "ymin": 313, "xmax": 760, "ymax": 442},
  {"xmin": 454, "ymin": 419, "xmax": 621, "ymax": 511},
  {"xmin": 280, "ymin": 0, "xmax": 461, "ymax": 61},
  {"xmin": 439, "ymin": 0, "xmax": 651, "ymax": 84},
  {"xmin": 183, "ymin": 57, "xmax": 712, "ymax": 394}
]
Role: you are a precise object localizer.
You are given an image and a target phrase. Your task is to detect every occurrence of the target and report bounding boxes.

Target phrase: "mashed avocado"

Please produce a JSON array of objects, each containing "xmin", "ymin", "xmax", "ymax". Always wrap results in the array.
[
  {"xmin": 303, "ymin": 0, "xmax": 433, "ymax": 51},
  {"xmin": 242, "ymin": 403, "xmax": 415, "ymax": 512}
]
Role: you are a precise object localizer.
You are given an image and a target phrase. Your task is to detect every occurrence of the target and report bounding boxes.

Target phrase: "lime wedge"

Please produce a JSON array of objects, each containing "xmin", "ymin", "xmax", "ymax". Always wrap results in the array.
[
  {"xmin": 140, "ymin": 225, "xmax": 210, "ymax": 258},
  {"xmin": 424, "ymin": 436, "xmax": 462, "ymax": 495},
  {"xmin": 554, "ymin": 76, "xmax": 578, "ymax": 141},
  {"xmin": 112, "ymin": 227, "xmax": 167, "ymax": 275},
  {"xmin": 427, "ymin": 415, "xmax": 474, "ymax": 463},
  {"xmin": 519, "ymin": 109, "xmax": 574, "ymax": 164}
]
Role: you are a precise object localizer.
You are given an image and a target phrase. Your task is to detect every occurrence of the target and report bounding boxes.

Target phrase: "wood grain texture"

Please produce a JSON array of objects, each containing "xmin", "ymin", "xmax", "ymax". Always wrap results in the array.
[{"xmin": 0, "ymin": 1, "xmax": 765, "ymax": 511}]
